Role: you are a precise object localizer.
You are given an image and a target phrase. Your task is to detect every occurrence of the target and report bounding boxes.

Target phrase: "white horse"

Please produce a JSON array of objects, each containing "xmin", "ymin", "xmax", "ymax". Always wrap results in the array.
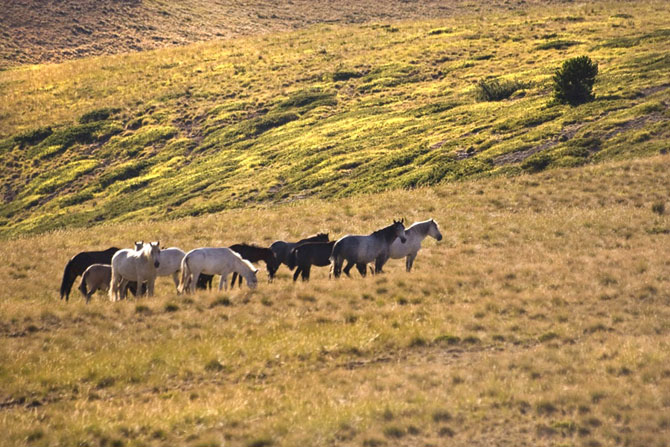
[
  {"xmin": 388, "ymin": 218, "xmax": 442, "ymax": 272},
  {"xmin": 178, "ymin": 247, "xmax": 258, "ymax": 293},
  {"xmin": 109, "ymin": 241, "xmax": 161, "ymax": 301},
  {"xmin": 133, "ymin": 242, "xmax": 185, "ymax": 290}
]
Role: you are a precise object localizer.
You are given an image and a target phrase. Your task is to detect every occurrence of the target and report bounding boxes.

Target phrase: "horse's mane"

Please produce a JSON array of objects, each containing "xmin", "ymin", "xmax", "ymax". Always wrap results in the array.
[{"xmin": 229, "ymin": 249, "xmax": 258, "ymax": 273}]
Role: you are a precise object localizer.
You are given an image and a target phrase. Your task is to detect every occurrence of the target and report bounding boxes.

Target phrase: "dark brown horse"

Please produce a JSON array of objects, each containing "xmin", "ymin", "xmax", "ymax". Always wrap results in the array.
[
  {"xmin": 229, "ymin": 244, "xmax": 279, "ymax": 287},
  {"xmin": 60, "ymin": 247, "xmax": 120, "ymax": 301},
  {"xmin": 270, "ymin": 233, "xmax": 329, "ymax": 271},
  {"xmin": 286, "ymin": 241, "xmax": 335, "ymax": 281}
]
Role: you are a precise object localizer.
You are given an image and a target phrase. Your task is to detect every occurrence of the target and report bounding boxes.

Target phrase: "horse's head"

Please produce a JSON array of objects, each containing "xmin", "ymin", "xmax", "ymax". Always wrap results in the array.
[
  {"xmin": 148, "ymin": 241, "xmax": 161, "ymax": 268},
  {"xmin": 134, "ymin": 241, "xmax": 144, "ymax": 251},
  {"xmin": 429, "ymin": 219, "xmax": 443, "ymax": 241},
  {"xmin": 247, "ymin": 267, "xmax": 259, "ymax": 289},
  {"xmin": 267, "ymin": 252, "xmax": 280, "ymax": 281},
  {"xmin": 286, "ymin": 249, "xmax": 297, "ymax": 271},
  {"xmin": 316, "ymin": 233, "xmax": 329, "ymax": 242},
  {"xmin": 393, "ymin": 219, "xmax": 407, "ymax": 243}
]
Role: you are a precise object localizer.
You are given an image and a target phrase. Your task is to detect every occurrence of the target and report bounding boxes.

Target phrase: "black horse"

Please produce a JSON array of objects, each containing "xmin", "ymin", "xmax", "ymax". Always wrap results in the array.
[
  {"xmin": 229, "ymin": 244, "xmax": 279, "ymax": 287},
  {"xmin": 286, "ymin": 241, "xmax": 335, "ymax": 281},
  {"xmin": 270, "ymin": 233, "xmax": 329, "ymax": 271},
  {"xmin": 60, "ymin": 247, "xmax": 120, "ymax": 301}
]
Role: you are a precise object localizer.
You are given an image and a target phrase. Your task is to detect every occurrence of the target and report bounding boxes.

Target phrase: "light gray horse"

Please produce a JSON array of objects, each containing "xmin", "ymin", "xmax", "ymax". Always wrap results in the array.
[
  {"xmin": 178, "ymin": 247, "xmax": 258, "ymax": 293},
  {"xmin": 330, "ymin": 219, "xmax": 406, "ymax": 278},
  {"xmin": 387, "ymin": 218, "xmax": 442, "ymax": 272},
  {"xmin": 109, "ymin": 242, "xmax": 161, "ymax": 301}
]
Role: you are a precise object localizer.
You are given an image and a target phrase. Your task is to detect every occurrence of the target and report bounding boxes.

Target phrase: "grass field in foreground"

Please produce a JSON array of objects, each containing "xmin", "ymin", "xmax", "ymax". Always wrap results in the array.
[
  {"xmin": 1, "ymin": 155, "xmax": 669, "ymax": 446},
  {"xmin": 1, "ymin": 0, "xmax": 669, "ymax": 236}
]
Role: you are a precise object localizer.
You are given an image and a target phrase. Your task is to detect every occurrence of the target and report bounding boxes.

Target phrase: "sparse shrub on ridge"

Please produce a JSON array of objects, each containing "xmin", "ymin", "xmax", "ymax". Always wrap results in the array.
[
  {"xmin": 552, "ymin": 56, "xmax": 598, "ymax": 105},
  {"xmin": 475, "ymin": 78, "xmax": 526, "ymax": 102}
]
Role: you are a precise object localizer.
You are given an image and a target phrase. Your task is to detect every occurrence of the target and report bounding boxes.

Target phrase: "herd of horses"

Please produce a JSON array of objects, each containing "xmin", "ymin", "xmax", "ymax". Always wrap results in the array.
[{"xmin": 59, "ymin": 218, "xmax": 443, "ymax": 302}]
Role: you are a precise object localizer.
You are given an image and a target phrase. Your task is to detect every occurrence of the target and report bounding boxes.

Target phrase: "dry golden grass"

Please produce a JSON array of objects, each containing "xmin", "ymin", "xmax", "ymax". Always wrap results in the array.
[{"xmin": 2, "ymin": 155, "xmax": 670, "ymax": 446}]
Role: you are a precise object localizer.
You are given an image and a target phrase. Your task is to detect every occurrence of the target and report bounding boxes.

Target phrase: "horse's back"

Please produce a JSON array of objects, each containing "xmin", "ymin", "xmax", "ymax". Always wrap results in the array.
[{"xmin": 157, "ymin": 248, "xmax": 185, "ymax": 275}]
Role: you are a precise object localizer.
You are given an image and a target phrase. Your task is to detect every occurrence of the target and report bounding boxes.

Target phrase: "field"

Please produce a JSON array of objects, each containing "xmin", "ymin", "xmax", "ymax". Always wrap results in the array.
[
  {"xmin": 2, "ymin": 154, "xmax": 670, "ymax": 446},
  {"xmin": 1, "ymin": 0, "xmax": 669, "ymax": 236}
]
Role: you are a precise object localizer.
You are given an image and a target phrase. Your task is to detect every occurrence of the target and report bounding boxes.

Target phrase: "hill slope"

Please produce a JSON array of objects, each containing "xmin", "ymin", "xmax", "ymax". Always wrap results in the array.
[
  {"xmin": 1, "ymin": 0, "xmax": 669, "ymax": 236},
  {"xmin": 0, "ymin": 0, "xmax": 529, "ymax": 67}
]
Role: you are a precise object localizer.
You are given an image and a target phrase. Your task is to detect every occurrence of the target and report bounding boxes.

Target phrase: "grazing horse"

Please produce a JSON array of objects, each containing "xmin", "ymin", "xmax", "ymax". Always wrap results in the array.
[
  {"xmin": 228, "ymin": 244, "xmax": 279, "ymax": 287},
  {"xmin": 109, "ymin": 242, "xmax": 161, "ymax": 301},
  {"xmin": 178, "ymin": 247, "xmax": 258, "ymax": 293},
  {"xmin": 60, "ymin": 247, "xmax": 120, "ymax": 301},
  {"xmin": 78, "ymin": 264, "xmax": 141, "ymax": 303},
  {"xmin": 286, "ymin": 241, "xmax": 335, "ymax": 281},
  {"xmin": 387, "ymin": 218, "xmax": 443, "ymax": 272},
  {"xmin": 270, "ymin": 233, "xmax": 329, "ymax": 271},
  {"xmin": 330, "ymin": 220, "xmax": 406, "ymax": 278}
]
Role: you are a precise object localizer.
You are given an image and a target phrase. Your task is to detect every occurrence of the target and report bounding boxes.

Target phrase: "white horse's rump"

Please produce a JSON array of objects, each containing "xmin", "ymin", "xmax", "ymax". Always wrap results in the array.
[
  {"xmin": 388, "ymin": 219, "xmax": 442, "ymax": 272},
  {"xmin": 178, "ymin": 247, "xmax": 258, "ymax": 293},
  {"xmin": 155, "ymin": 247, "xmax": 185, "ymax": 290},
  {"xmin": 109, "ymin": 242, "xmax": 161, "ymax": 301}
]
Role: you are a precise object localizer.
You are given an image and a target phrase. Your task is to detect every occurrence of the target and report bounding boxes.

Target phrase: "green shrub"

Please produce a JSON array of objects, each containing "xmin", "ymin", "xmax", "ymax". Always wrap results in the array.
[
  {"xmin": 79, "ymin": 107, "xmax": 121, "ymax": 124},
  {"xmin": 475, "ymin": 79, "xmax": 526, "ymax": 101},
  {"xmin": 521, "ymin": 152, "xmax": 552, "ymax": 173},
  {"xmin": 552, "ymin": 56, "xmax": 599, "ymax": 105}
]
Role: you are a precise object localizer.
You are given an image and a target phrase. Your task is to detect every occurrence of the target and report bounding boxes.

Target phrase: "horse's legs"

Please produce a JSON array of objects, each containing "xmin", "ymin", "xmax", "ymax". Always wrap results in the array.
[
  {"xmin": 406, "ymin": 253, "xmax": 417, "ymax": 272},
  {"xmin": 237, "ymin": 273, "xmax": 243, "ymax": 288},
  {"xmin": 231, "ymin": 273, "xmax": 238, "ymax": 288},
  {"xmin": 375, "ymin": 254, "xmax": 389, "ymax": 274},
  {"xmin": 302, "ymin": 265, "xmax": 310, "ymax": 281},
  {"xmin": 147, "ymin": 278, "xmax": 155, "ymax": 297},
  {"xmin": 219, "ymin": 274, "xmax": 228, "ymax": 291},
  {"xmin": 293, "ymin": 267, "xmax": 301, "ymax": 282},
  {"xmin": 343, "ymin": 261, "xmax": 355, "ymax": 277},
  {"xmin": 120, "ymin": 279, "xmax": 129, "ymax": 300},
  {"xmin": 171, "ymin": 272, "xmax": 180, "ymax": 290},
  {"xmin": 356, "ymin": 263, "xmax": 367, "ymax": 277},
  {"xmin": 191, "ymin": 272, "xmax": 200, "ymax": 294}
]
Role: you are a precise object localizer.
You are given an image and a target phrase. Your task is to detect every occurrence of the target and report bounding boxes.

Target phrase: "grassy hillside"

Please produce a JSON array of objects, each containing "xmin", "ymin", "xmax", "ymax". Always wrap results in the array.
[
  {"xmin": 1, "ymin": 0, "xmax": 669, "ymax": 237},
  {"xmin": 1, "ymin": 155, "xmax": 669, "ymax": 446},
  {"xmin": 0, "ymin": 0, "xmax": 526, "ymax": 66}
]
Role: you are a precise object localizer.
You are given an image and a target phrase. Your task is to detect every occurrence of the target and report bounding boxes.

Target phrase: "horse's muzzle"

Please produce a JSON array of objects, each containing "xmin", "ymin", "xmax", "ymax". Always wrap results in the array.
[
  {"xmin": 437, "ymin": 234, "xmax": 443, "ymax": 241},
  {"xmin": 154, "ymin": 261, "xmax": 160, "ymax": 268},
  {"xmin": 399, "ymin": 236, "xmax": 407, "ymax": 243}
]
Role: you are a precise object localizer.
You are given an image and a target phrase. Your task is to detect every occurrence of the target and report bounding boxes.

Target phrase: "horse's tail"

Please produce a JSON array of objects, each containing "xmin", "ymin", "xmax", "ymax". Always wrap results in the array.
[
  {"xmin": 78, "ymin": 274, "xmax": 88, "ymax": 298},
  {"xmin": 178, "ymin": 256, "xmax": 190, "ymax": 294},
  {"xmin": 329, "ymin": 241, "xmax": 343, "ymax": 278},
  {"xmin": 108, "ymin": 262, "xmax": 116, "ymax": 301},
  {"xmin": 60, "ymin": 259, "xmax": 76, "ymax": 300}
]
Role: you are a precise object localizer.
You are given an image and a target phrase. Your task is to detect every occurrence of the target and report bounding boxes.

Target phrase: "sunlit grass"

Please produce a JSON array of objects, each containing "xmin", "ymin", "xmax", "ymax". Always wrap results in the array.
[
  {"xmin": 1, "ymin": 0, "xmax": 669, "ymax": 236},
  {"xmin": 1, "ymin": 154, "xmax": 669, "ymax": 445}
]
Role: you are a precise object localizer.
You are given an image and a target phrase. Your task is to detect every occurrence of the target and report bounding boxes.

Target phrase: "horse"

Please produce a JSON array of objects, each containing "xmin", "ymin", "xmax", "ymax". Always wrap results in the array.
[
  {"xmin": 286, "ymin": 241, "xmax": 335, "ymax": 281},
  {"xmin": 330, "ymin": 220, "xmax": 406, "ymax": 278},
  {"xmin": 78, "ymin": 264, "xmax": 141, "ymax": 303},
  {"xmin": 387, "ymin": 218, "xmax": 442, "ymax": 272},
  {"xmin": 109, "ymin": 242, "xmax": 161, "ymax": 301},
  {"xmin": 60, "ymin": 247, "xmax": 120, "ymax": 301},
  {"xmin": 155, "ymin": 247, "xmax": 186, "ymax": 290},
  {"xmin": 178, "ymin": 247, "xmax": 258, "ymax": 293},
  {"xmin": 228, "ymin": 244, "xmax": 279, "ymax": 287},
  {"xmin": 270, "ymin": 233, "xmax": 329, "ymax": 271}
]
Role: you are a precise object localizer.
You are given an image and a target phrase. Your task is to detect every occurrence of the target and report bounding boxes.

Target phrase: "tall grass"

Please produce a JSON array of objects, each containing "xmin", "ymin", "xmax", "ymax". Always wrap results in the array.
[{"xmin": 1, "ymin": 155, "xmax": 669, "ymax": 446}]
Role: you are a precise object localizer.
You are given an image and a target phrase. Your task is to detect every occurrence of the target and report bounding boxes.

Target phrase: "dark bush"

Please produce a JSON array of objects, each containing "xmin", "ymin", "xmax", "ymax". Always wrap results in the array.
[
  {"xmin": 79, "ymin": 107, "xmax": 121, "ymax": 124},
  {"xmin": 13, "ymin": 127, "xmax": 53, "ymax": 147},
  {"xmin": 521, "ymin": 153, "xmax": 552, "ymax": 173},
  {"xmin": 552, "ymin": 56, "xmax": 599, "ymax": 105},
  {"xmin": 475, "ymin": 79, "xmax": 526, "ymax": 101}
]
